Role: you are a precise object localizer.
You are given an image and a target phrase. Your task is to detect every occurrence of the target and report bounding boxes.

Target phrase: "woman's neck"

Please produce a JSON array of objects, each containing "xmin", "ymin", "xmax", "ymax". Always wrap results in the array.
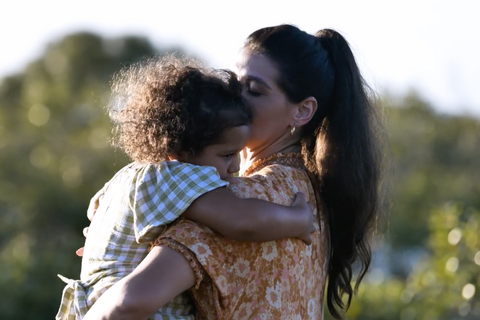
[{"xmin": 240, "ymin": 141, "xmax": 301, "ymax": 175}]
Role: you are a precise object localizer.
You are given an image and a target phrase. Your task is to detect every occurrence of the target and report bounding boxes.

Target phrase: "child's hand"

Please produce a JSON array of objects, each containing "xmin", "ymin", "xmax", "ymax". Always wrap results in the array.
[
  {"xmin": 87, "ymin": 188, "xmax": 103, "ymax": 220},
  {"xmin": 75, "ymin": 227, "xmax": 89, "ymax": 257},
  {"xmin": 291, "ymin": 192, "xmax": 316, "ymax": 245},
  {"xmin": 76, "ymin": 190, "xmax": 103, "ymax": 256}
]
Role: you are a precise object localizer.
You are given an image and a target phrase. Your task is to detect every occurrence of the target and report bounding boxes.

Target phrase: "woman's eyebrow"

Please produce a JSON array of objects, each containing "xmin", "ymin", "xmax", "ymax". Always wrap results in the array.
[{"xmin": 246, "ymin": 75, "xmax": 272, "ymax": 89}]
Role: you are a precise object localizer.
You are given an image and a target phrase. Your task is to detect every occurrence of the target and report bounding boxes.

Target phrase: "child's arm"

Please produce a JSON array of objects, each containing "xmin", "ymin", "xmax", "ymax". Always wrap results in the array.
[{"xmin": 183, "ymin": 188, "xmax": 315, "ymax": 244}]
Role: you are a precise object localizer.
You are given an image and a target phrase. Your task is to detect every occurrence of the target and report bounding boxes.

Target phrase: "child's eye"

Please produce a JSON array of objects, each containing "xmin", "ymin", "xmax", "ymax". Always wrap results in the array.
[{"xmin": 223, "ymin": 154, "xmax": 233, "ymax": 160}]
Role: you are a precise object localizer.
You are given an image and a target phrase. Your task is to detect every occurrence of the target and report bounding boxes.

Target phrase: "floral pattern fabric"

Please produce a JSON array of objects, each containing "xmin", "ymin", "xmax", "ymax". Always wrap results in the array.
[{"xmin": 157, "ymin": 153, "xmax": 329, "ymax": 319}]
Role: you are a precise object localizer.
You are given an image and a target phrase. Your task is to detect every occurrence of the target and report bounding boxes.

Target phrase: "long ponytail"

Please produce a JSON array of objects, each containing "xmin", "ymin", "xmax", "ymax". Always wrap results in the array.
[
  {"xmin": 245, "ymin": 25, "xmax": 385, "ymax": 319},
  {"xmin": 312, "ymin": 29, "xmax": 384, "ymax": 318}
]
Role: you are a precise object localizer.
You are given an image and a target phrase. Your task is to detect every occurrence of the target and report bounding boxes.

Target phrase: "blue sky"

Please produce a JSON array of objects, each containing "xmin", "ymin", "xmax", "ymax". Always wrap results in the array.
[{"xmin": 2, "ymin": 0, "xmax": 479, "ymax": 116}]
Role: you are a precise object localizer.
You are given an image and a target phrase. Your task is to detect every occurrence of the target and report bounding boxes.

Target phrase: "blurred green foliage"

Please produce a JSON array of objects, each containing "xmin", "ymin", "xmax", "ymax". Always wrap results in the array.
[
  {"xmin": 384, "ymin": 94, "xmax": 480, "ymax": 249},
  {"xmin": 326, "ymin": 204, "xmax": 480, "ymax": 320},
  {"xmin": 0, "ymin": 32, "xmax": 159, "ymax": 319},
  {"xmin": 0, "ymin": 32, "xmax": 478, "ymax": 319}
]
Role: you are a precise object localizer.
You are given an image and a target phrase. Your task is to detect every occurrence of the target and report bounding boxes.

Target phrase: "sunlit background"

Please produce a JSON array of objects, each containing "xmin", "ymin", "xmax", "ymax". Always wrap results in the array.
[
  {"xmin": 3, "ymin": 0, "xmax": 480, "ymax": 116},
  {"xmin": 1, "ymin": 1, "xmax": 479, "ymax": 319}
]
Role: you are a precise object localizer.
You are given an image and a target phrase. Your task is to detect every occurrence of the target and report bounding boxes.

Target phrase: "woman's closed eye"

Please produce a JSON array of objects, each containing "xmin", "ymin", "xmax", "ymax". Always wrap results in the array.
[
  {"xmin": 246, "ymin": 87, "xmax": 261, "ymax": 97},
  {"xmin": 243, "ymin": 79, "xmax": 263, "ymax": 97}
]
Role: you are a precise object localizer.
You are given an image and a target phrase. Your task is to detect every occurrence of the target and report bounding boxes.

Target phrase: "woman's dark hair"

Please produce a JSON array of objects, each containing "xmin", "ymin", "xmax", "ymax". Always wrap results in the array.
[
  {"xmin": 108, "ymin": 55, "xmax": 252, "ymax": 163},
  {"xmin": 245, "ymin": 25, "xmax": 385, "ymax": 318}
]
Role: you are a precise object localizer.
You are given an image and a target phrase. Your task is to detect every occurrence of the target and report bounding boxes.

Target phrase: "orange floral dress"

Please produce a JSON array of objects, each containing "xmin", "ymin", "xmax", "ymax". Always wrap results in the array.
[{"xmin": 156, "ymin": 153, "xmax": 330, "ymax": 319}]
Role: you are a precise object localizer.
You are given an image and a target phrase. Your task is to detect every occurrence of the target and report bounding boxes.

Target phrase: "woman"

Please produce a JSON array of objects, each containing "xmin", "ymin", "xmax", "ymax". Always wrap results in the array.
[{"xmin": 84, "ymin": 24, "xmax": 384, "ymax": 320}]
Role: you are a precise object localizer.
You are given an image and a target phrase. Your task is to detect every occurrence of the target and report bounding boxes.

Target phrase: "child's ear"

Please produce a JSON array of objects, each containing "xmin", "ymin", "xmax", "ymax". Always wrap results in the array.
[
  {"xmin": 173, "ymin": 151, "xmax": 192, "ymax": 162},
  {"xmin": 291, "ymin": 96, "xmax": 317, "ymax": 127}
]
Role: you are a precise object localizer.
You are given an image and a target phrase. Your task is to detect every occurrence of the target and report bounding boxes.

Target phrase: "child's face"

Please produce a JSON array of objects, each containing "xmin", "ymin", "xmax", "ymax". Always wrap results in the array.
[{"xmin": 184, "ymin": 125, "xmax": 250, "ymax": 179}]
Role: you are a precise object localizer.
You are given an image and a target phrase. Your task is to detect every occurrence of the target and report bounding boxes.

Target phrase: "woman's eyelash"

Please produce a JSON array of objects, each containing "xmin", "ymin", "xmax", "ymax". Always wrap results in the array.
[
  {"xmin": 247, "ymin": 88, "xmax": 261, "ymax": 97},
  {"xmin": 243, "ymin": 79, "xmax": 261, "ymax": 97}
]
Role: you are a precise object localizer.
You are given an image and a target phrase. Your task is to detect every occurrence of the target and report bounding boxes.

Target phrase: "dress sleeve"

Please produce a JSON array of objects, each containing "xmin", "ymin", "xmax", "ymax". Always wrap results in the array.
[{"xmin": 131, "ymin": 161, "xmax": 228, "ymax": 243}]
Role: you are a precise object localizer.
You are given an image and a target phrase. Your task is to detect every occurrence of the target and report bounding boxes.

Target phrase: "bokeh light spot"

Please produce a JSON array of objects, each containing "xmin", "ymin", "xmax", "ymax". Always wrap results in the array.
[
  {"xmin": 28, "ymin": 103, "xmax": 50, "ymax": 126},
  {"xmin": 474, "ymin": 251, "xmax": 480, "ymax": 266},
  {"xmin": 462, "ymin": 283, "xmax": 476, "ymax": 300},
  {"xmin": 30, "ymin": 146, "xmax": 52, "ymax": 168},
  {"xmin": 448, "ymin": 228, "xmax": 462, "ymax": 245},
  {"xmin": 445, "ymin": 257, "xmax": 459, "ymax": 273}
]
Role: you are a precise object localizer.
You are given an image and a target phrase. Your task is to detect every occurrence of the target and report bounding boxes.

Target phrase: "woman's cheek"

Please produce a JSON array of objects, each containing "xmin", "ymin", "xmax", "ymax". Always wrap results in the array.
[
  {"xmin": 245, "ymin": 125, "xmax": 264, "ymax": 147},
  {"xmin": 250, "ymin": 112, "xmax": 266, "ymax": 136}
]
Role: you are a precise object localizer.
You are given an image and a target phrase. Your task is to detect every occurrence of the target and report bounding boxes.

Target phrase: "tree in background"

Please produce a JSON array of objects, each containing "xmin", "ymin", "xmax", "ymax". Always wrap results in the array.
[
  {"xmin": 329, "ymin": 203, "xmax": 480, "ymax": 320},
  {"xmin": 0, "ymin": 32, "xmax": 162, "ymax": 319},
  {"xmin": 384, "ymin": 93, "xmax": 480, "ymax": 251}
]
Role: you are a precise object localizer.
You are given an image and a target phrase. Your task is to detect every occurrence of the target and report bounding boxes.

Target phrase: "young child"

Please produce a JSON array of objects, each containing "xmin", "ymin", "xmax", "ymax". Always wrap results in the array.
[{"xmin": 56, "ymin": 56, "xmax": 314, "ymax": 320}]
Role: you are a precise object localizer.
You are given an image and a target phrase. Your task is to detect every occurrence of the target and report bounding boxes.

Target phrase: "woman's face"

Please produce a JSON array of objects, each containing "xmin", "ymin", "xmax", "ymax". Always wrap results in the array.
[{"xmin": 236, "ymin": 48, "xmax": 296, "ymax": 151}]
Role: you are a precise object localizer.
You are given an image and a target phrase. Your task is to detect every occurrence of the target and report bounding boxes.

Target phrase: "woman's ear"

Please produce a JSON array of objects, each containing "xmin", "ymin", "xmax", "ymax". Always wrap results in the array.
[{"xmin": 291, "ymin": 96, "xmax": 318, "ymax": 127}]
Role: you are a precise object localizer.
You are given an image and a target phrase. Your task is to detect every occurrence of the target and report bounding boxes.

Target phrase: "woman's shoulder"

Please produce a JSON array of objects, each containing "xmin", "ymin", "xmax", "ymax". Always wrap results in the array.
[
  {"xmin": 228, "ymin": 164, "xmax": 311, "ymax": 204},
  {"xmin": 235, "ymin": 162, "xmax": 309, "ymax": 185}
]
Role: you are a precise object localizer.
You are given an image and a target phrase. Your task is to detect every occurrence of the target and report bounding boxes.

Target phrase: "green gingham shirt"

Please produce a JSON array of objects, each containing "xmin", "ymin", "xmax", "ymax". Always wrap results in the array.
[{"xmin": 56, "ymin": 161, "xmax": 228, "ymax": 320}]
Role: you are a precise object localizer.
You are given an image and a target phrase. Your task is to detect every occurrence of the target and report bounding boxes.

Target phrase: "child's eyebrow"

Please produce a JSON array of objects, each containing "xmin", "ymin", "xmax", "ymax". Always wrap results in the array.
[{"xmin": 222, "ymin": 147, "xmax": 243, "ymax": 154}]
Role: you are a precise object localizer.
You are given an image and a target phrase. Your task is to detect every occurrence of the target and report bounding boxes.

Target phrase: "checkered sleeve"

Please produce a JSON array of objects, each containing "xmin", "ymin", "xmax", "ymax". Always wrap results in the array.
[{"xmin": 132, "ymin": 161, "xmax": 228, "ymax": 243}]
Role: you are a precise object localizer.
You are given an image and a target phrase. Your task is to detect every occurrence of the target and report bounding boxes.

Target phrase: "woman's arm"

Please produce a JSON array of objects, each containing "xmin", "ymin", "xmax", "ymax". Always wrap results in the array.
[
  {"xmin": 183, "ymin": 188, "xmax": 315, "ymax": 244},
  {"xmin": 83, "ymin": 245, "xmax": 195, "ymax": 320}
]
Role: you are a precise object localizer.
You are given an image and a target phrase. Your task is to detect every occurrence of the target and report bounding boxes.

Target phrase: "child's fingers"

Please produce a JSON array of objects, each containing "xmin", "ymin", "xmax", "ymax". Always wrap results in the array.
[
  {"xmin": 87, "ymin": 190, "xmax": 104, "ymax": 221},
  {"xmin": 292, "ymin": 192, "xmax": 307, "ymax": 206},
  {"xmin": 300, "ymin": 233, "xmax": 313, "ymax": 245},
  {"xmin": 83, "ymin": 227, "xmax": 89, "ymax": 238},
  {"xmin": 87, "ymin": 201, "xmax": 98, "ymax": 221},
  {"xmin": 307, "ymin": 201, "xmax": 315, "ymax": 212}
]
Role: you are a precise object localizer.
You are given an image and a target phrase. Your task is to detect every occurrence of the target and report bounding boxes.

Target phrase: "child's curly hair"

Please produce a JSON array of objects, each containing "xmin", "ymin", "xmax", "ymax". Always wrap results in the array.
[{"xmin": 108, "ymin": 55, "xmax": 252, "ymax": 163}]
